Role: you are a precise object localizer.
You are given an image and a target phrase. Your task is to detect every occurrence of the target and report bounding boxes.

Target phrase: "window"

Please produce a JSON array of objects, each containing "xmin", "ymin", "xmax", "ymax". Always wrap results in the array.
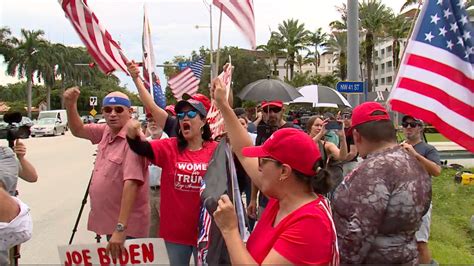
[
  {"xmin": 381, "ymin": 78, "xmax": 385, "ymax": 84},
  {"xmin": 387, "ymin": 76, "xmax": 393, "ymax": 83},
  {"xmin": 387, "ymin": 61, "xmax": 393, "ymax": 67},
  {"xmin": 387, "ymin": 45, "xmax": 392, "ymax": 52},
  {"xmin": 375, "ymin": 50, "xmax": 378, "ymax": 57},
  {"xmin": 375, "ymin": 79, "xmax": 379, "ymax": 86}
]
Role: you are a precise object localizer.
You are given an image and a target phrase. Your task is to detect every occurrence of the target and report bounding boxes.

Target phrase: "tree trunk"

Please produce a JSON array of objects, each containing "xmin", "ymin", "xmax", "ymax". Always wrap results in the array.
[
  {"xmin": 289, "ymin": 56, "xmax": 295, "ymax": 81},
  {"xmin": 393, "ymin": 40, "xmax": 400, "ymax": 70},
  {"xmin": 47, "ymin": 86, "xmax": 51, "ymax": 110},
  {"xmin": 27, "ymin": 76, "xmax": 33, "ymax": 118},
  {"xmin": 60, "ymin": 75, "xmax": 65, "ymax": 109},
  {"xmin": 366, "ymin": 32, "xmax": 373, "ymax": 92}
]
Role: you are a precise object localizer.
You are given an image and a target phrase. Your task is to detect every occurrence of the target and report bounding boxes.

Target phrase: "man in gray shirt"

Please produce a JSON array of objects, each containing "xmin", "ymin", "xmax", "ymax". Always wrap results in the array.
[{"xmin": 401, "ymin": 115, "xmax": 441, "ymax": 265}]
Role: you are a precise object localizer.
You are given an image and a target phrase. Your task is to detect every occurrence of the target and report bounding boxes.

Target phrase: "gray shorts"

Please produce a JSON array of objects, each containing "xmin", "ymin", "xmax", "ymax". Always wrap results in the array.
[{"xmin": 415, "ymin": 204, "xmax": 432, "ymax": 243}]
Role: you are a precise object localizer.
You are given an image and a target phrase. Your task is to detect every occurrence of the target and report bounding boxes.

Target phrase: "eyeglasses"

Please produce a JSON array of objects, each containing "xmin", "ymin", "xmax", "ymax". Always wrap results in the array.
[
  {"xmin": 258, "ymin": 157, "xmax": 281, "ymax": 167},
  {"xmin": 103, "ymin": 106, "xmax": 125, "ymax": 114},
  {"xmin": 262, "ymin": 107, "xmax": 282, "ymax": 114},
  {"xmin": 342, "ymin": 114, "xmax": 352, "ymax": 119},
  {"xmin": 402, "ymin": 121, "xmax": 420, "ymax": 128},
  {"xmin": 177, "ymin": 110, "xmax": 198, "ymax": 120}
]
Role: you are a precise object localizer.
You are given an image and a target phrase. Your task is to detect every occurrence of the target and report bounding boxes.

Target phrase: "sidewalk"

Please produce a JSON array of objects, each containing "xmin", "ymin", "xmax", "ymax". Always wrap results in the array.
[
  {"xmin": 430, "ymin": 142, "xmax": 474, "ymax": 168},
  {"xmin": 431, "ymin": 141, "xmax": 466, "ymax": 151}
]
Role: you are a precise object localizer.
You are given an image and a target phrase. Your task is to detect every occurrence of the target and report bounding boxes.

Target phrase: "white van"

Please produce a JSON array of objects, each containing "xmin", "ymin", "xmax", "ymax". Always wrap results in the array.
[{"xmin": 37, "ymin": 110, "xmax": 68, "ymax": 131}]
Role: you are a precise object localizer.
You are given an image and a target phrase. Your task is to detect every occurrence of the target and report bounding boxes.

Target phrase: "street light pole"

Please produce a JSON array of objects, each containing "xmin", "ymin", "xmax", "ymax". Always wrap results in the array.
[
  {"xmin": 196, "ymin": 1, "xmax": 215, "ymax": 80},
  {"xmin": 347, "ymin": 0, "xmax": 360, "ymax": 107}
]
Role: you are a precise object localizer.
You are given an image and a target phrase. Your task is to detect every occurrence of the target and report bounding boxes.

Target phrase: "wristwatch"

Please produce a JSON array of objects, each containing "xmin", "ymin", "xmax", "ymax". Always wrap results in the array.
[{"xmin": 115, "ymin": 223, "xmax": 127, "ymax": 232}]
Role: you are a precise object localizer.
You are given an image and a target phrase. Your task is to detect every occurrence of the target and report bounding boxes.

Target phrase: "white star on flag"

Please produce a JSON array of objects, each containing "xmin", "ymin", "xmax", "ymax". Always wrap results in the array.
[
  {"xmin": 446, "ymin": 40, "xmax": 454, "ymax": 49},
  {"xmin": 450, "ymin": 22, "xmax": 458, "ymax": 32},
  {"xmin": 463, "ymin": 31, "xmax": 471, "ymax": 41},
  {"xmin": 425, "ymin": 32, "xmax": 435, "ymax": 42},
  {"xmin": 430, "ymin": 13, "xmax": 441, "ymax": 24},
  {"xmin": 439, "ymin": 26, "xmax": 448, "ymax": 36},
  {"xmin": 443, "ymin": 8, "xmax": 452, "ymax": 18}
]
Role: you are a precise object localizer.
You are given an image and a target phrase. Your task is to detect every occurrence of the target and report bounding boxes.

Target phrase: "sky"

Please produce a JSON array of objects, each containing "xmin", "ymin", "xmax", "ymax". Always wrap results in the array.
[{"xmin": 0, "ymin": 0, "xmax": 407, "ymax": 92}]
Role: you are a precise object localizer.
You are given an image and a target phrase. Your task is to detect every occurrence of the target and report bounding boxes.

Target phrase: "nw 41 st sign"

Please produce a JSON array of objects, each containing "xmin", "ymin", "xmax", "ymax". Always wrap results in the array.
[{"xmin": 336, "ymin": 81, "xmax": 364, "ymax": 93}]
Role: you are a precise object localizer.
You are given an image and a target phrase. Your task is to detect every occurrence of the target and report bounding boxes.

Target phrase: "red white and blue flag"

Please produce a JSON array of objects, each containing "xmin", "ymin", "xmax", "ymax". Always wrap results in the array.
[
  {"xmin": 213, "ymin": 0, "xmax": 256, "ymax": 49},
  {"xmin": 59, "ymin": 0, "xmax": 128, "ymax": 74},
  {"xmin": 389, "ymin": 0, "xmax": 474, "ymax": 152},
  {"xmin": 142, "ymin": 5, "xmax": 166, "ymax": 109},
  {"xmin": 168, "ymin": 58, "xmax": 205, "ymax": 100}
]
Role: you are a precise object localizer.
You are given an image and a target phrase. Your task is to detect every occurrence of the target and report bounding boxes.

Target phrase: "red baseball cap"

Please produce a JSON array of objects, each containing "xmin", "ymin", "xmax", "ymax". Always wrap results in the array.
[
  {"xmin": 183, "ymin": 93, "xmax": 211, "ymax": 112},
  {"xmin": 261, "ymin": 100, "xmax": 283, "ymax": 109},
  {"xmin": 242, "ymin": 128, "xmax": 321, "ymax": 176},
  {"xmin": 349, "ymin": 102, "xmax": 391, "ymax": 132}
]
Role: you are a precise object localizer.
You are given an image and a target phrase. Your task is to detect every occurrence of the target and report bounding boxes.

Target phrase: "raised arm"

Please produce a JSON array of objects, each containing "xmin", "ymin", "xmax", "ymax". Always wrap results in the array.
[
  {"xmin": 212, "ymin": 78, "xmax": 262, "ymax": 188},
  {"xmin": 14, "ymin": 140, "xmax": 38, "ymax": 182},
  {"xmin": 64, "ymin": 87, "xmax": 89, "ymax": 139},
  {"xmin": 127, "ymin": 61, "xmax": 169, "ymax": 129}
]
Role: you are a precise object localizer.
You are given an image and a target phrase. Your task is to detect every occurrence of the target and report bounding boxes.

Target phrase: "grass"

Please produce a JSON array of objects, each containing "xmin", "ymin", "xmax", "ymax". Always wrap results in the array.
[
  {"xmin": 430, "ymin": 168, "xmax": 474, "ymax": 264},
  {"xmin": 396, "ymin": 132, "xmax": 449, "ymax": 142}
]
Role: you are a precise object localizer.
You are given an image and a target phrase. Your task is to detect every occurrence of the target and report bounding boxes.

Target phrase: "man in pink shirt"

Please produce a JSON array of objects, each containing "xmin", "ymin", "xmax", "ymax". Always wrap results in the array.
[{"xmin": 64, "ymin": 87, "xmax": 149, "ymax": 258}]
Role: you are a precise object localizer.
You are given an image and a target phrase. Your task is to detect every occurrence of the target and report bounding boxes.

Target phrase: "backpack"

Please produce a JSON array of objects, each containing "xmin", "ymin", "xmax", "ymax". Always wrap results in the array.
[{"xmin": 318, "ymin": 141, "xmax": 344, "ymax": 199}]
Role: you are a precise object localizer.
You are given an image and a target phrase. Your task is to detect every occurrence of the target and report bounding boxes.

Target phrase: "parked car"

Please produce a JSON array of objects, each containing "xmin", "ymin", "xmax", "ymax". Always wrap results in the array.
[
  {"xmin": 30, "ymin": 118, "xmax": 66, "ymax": 137},
  {"xmin": 38, "ymin": 110, "xmax": 68, "ymax": 131}
]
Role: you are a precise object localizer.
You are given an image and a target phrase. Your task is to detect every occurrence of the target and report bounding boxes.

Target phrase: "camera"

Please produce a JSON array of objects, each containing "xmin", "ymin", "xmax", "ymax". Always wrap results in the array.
[
  {"xmin": 325, "ymin": 120, "xmax": 343, "ymax": 130},
  {"xmin": 0, "ymin": 112, "xmax": 31, "ymax": 148}
]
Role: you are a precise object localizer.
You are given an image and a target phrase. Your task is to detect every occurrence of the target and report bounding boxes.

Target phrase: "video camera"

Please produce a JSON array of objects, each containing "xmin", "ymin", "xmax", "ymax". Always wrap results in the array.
[{"xmin": 0, "ymin": 112, "xmax": 31, "ymax": 148}]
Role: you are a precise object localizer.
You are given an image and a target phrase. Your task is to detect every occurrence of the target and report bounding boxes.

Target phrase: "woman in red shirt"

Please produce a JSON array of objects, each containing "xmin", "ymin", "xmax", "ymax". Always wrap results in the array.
[
  {"xmin": 211, "ymin": 78, "xmax": 339, "ymax": 265},
  {"xmin": 126, "ymin": 64, "xmax": 218, "ymax": 265}
]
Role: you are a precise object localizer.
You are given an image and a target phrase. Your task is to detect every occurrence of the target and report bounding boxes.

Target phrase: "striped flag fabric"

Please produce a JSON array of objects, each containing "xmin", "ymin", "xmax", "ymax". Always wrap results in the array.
[
  {"xmin": 168, "ymin": 58, "xmax": 205, "ymax": 100},
  {"xmin": 207, "ymin": 62, "xmax": 232, "ymax": 139},
  {"xmin": 59, "ymin": 0, "xmax": 128, "ymax": 74},
  {"xmin": 389, "ymin": 0, "xmax": 473, "ymax": 152},
  {"xmin": 213, "ymin": 0, "xmax": 256, "ymax": 49},
  {"xmin": 142, "ymin": 5, "xmax": 166, "ymax": 109}
]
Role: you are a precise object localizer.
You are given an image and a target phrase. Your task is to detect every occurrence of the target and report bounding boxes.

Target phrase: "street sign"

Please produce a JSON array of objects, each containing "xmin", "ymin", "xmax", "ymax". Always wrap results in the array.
[
  {"xmin": 90, "ymin": 108, "xmax": 97, "ymax": 117},
  {"xmin": 178, "ymin": 62, "xmax": 191, "ymax": 71},
  {"xmin": 336, "ymin": 81, "xmax": 364, "ymax": 93},
  {"xmin": 89, "ymin": 96, "xmax": 98, "ymax": 106}
]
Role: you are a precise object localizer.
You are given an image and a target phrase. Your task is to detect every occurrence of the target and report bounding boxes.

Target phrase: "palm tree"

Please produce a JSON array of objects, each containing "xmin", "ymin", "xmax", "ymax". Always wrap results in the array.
[
  {"xmin": 0, "ymin": 27, "xmax": 13, "ymax": 60},
  {"xmin": 256, "ymin": 32, "xmax": 284, "ymax": 76},
  {"xmin": 307, "ymin": 27, "xmax": 328, "ymax": 74},
  {"xmin": 359, "ymin": 0, "xmax": 392, "ymax": 92},
  {"xmin": 273, "ymin": 19, "xmax": 309, "ymax": 81},
  {"xmin": 386, "ymin": 13, "xmax": 412, "ymax": 69},
  {"xmin": 5, "ymin": 29, "xmax": 50, "ymax": 117},
  {"xmin": 329, "ymin": 3, "xmax": 348, "ymax": 31},
  {"xmin": 326, "ymin": 32, "xmax": 347, "ymax": 81},
  {"xmin": 400, "ymin": 0, "xmax": 419, "ymax": 12}
]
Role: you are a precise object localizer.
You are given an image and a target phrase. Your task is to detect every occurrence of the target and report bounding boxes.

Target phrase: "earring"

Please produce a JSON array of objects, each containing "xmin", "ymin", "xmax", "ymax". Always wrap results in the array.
[{"xmin": 279, "ymin": 177, "xmax": 284, "ymax": 181}]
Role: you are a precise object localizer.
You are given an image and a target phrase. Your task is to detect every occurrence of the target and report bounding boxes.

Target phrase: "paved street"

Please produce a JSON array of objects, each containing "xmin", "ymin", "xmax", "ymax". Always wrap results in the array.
[{"xmin": 3, "ymin": 132, "xmax": 168, "ymax": 264}]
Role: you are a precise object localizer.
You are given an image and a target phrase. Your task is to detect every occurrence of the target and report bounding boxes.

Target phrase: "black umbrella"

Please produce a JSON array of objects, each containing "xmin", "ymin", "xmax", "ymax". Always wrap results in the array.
[{"xmin": 238, "ymin": 76, "xmax": 301, "ymax": 102}]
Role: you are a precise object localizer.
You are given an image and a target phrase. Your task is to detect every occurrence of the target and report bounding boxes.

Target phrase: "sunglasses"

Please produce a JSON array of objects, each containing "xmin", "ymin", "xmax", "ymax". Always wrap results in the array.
[
  {"xmin": 262, "ymin": 107, "xmax": 282, "ymax": 114},
  {"xmin": 103, "ymin": 106, "xmax": 125, "ymax": 114},
  {"xmin": 342, "ymin": 114, "xmax": 352, "ymax": 119},
  {"xmin": 402, "ymin": 121, "xmax": 420, "ymax": 128},
  {"xmin": 258, "ymin": 157, "xmax": 281, "ymax": 167},
  {"xmin": 177, "ymin": 110, "xmax": 198, "ymax": 120}
]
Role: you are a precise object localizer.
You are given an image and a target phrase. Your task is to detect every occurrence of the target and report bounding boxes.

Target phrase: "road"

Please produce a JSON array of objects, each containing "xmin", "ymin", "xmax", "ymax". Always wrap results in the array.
[{"xmin": 3, "ymin": 132, "xmax": 168, "ymax": 264}]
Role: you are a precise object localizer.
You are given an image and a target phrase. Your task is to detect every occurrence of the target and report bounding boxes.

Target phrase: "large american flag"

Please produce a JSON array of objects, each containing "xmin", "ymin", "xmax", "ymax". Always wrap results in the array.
[
  {"xmin": 168, "ymin": 58, "xmax": 205, "ymax": 100},
  {"xmin": 213, "ymin": 0, "xmax": 256, "ymax": 49},
  {"xmin": 142, "ymin": 5, "xmax": 166, "ymax": 109},
  {"xmin": 389, "ymin": 0, "xmax": 473, "ymax": 152},
  {"xmin": 59, "ymin": 0, "xmax": 128, "ymax": 74}
]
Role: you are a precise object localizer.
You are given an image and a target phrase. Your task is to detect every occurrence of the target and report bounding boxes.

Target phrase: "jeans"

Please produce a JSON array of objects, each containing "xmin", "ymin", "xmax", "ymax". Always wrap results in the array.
[{"xmin": 164, "ymin": 241, "xmax": 197, "ymax": 265}]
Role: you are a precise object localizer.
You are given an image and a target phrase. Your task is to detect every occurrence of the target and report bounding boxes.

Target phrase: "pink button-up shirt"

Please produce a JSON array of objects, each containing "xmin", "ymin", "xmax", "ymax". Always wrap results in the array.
[{"xmin": 85, "ymin": 124, "xmax": 149, "ymax": 237}]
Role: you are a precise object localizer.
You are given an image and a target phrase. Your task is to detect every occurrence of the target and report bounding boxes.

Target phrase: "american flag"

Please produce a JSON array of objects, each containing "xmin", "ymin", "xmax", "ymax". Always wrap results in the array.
[
  {"xmin": 389, "ymin": 0, "xmax": 473, "ymax": 152},
  {"xmin": 168, "ymin": 58, "xmax": 205, "ymax": 100},
  {"xmin": 142, "ymin": 5, "xmax": 166, "ymax": 109},
  {"xmin": 207, "ymin": 62, "xmax": 232, "ymax": 139},
  {"xmin": 59, "ymin": 0, "xmax": 128, "ymax": 74},
  {"xmin": 213, "ymin": 0, "xmax": 256, "ymax": 49}
]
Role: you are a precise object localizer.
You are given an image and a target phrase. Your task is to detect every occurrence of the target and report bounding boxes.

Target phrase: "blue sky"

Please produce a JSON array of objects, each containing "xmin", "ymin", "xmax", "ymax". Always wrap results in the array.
[{"xmin": 0, "ymin": 0, "xmax": 407, "ymax": 92}]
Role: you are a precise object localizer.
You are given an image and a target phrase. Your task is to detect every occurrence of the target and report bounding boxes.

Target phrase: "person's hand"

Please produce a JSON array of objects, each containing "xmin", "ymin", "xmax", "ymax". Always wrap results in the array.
[
  {"xmin": 256, "ymin": 112, "xmax": 262, "ymax": 120},
  {"xmin": 105, "ymin": 231, "xmax": 126, "ymax": 259},
  {"xmin": 213, "ymin": 194, "xmax": 238, "ymax": 235},
  {"xmin": 126, "ymin": 119, "xmax": 142, "ymax": 139},
  {"xmin": 13, "ymin": 139, "xmax": 26, "ymax": 160},
  {"xmin": 211, "ymin": 78, "xmax": 228, "ymax": 107},
  {"xmin": 63, "ymin": 87, "xmax": 80, "ymax": 105},
  {"xmin": 400, "ymin": 141, "xmax": 418, "ymax": 158},
  {"xmin": 247, "ymin": 199, "xmax": 257, "ymax": 219},
  {"xmin": 127, "ymin": 61, "xmax": 140, "ymax": 79}
]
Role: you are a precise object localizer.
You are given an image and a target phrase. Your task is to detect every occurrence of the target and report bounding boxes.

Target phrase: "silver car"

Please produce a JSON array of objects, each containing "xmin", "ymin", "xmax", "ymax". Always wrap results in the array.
[{"xmin": 30, "ymin": 118, "xmax": 66, "ymax": 137}]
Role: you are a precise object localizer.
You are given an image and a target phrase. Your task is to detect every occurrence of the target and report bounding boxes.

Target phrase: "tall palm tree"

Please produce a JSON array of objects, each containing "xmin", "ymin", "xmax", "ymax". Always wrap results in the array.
[
  {"xmin": 400, "ymin": 0, "xmax": 418, "ymax": 12},
  {"xmin": 386, "ymin": 13, "xmax": 412, "ymax": 69},
  {"xmin": 273, "ymin": 19, "xmax": 309, "ymax": 81},
  {"xmin": 326, "ymin": 32, "xmax": 347, "ymax": 80},
  {"xmin": 307, "ymin": 27, "xmax": 328, "ymax": 74},
  {"xmin": 5, "ymin": 29, "xmax": 50, "ymax": 117},
  {"xmin": 0, "ymin": 27, "xmax": 14, "ymax": 60},
  {"xmin": 256, "ymin": 32, "xmax": 285, "ymax": 76},
  {"xmin": 329, "ymin": 3, "xmax": 348, "ymax": 31},
  {"xmin": 359, "ymin": 0, "xmax": 392, "ymax": 92}
]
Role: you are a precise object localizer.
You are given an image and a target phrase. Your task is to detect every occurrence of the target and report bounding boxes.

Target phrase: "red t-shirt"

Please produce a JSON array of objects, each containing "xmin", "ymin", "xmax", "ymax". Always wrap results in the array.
[
  {"xmin": 150, "ymin": 138, "xmax": 218, "ymax": 245},
  {"xmin": 246, "ymin": 196, "xmax": 335, "ymax": 265}
]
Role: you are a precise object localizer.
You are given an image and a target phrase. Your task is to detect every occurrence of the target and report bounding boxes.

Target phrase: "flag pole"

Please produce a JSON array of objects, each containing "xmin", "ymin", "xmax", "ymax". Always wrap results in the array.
[{"xmin": 215, "ymin": 5, "xmax": 223, "ymax": 74}]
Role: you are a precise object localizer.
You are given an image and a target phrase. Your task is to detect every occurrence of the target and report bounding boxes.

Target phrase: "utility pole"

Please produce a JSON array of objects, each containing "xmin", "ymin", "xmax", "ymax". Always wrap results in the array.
[{"xmin": 347, "ymin": 0, "xmax": 361, "ymax": 107}]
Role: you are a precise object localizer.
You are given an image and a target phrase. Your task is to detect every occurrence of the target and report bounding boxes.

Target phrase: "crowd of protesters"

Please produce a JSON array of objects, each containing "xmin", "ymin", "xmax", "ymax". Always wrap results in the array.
[{"xmin": 1, "ymin": 59, "xmax": 440, "ymax": 265}]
